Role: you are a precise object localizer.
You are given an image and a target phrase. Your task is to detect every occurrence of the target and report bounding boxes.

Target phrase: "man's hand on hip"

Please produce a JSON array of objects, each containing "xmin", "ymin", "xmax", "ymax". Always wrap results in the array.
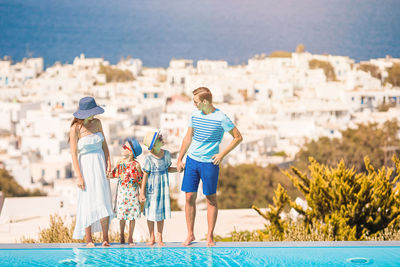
[{"xmin": 211, "ymin": 153, "xmax": 224, "ymax": 165}]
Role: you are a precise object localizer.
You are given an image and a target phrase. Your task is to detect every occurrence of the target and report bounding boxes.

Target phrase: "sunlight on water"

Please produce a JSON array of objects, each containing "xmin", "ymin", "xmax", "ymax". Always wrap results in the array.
[{"xmin": 1, "ymin": 246, "xmax": 400, "ymax": 266}]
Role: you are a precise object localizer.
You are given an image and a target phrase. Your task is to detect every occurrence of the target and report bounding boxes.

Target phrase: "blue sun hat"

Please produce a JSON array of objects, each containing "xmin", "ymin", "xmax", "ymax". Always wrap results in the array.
[
  {"xmin": 126, "ymin": 137, "xmax": 142, "ymax": 158},
  {"xmin": 73, "ymin": 96, "xmax": 104, "ymax": 119},
  {"xmin": 143, "ymin": 130, "xmax": 161, "ymax": 150}
]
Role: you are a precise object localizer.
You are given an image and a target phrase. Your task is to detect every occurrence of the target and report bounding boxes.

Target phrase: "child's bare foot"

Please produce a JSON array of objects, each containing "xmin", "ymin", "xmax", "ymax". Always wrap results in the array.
[
  {"xmin": 146, "ymin": 240, "xmax": 155, "ymax": 246},
  {"xmin": 182, "ymin": 235, "xmax": 195, "ymax": 246},
  {"xmin": 86, "ymin": 242, "xmax": 95, "ymax": 248},
  {"xmin": 146, "ymin": 235, "xmax": 155, "ymax": 246},
  {"xmin": 102, "ymin": 241, "xmax": 110, "ymax": 247},
  {"xmin": 157, "ymin": 234, "xmax": 165, "ymax": 246},
  {"xmin": 207, "ymin": 238, "xmax": 216, "ymax": 247}
]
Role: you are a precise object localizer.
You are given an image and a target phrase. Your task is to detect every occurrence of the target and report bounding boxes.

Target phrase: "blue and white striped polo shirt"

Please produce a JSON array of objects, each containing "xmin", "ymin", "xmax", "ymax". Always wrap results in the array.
[{"xmin": 187, "ymin": 109, "xmax": 235, "ymax": 162}]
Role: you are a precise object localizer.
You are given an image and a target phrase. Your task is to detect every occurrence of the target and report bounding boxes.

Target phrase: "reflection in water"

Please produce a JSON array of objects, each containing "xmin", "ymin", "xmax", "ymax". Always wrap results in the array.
[
  {"xmin": 52, "ymin": 246, "xmax": 397, "ymax": 266},
  {"xmin": 60, "ymin": 247, "xmax": 252, "ymax": 266}
]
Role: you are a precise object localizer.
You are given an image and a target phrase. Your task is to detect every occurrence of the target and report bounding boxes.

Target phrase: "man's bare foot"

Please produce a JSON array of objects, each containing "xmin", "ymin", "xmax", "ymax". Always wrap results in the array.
[
  {"xmin": 120, "ymin": 235, "xmax": 125, "ymax": 244},
  {"xmin": 86, "ymin": 242, "xmax": 95, "ymax": 248},
  {"xmin": 207, "ymin": 239, "xmax": 216, "ymax": 247},
  {"xmin": 102, "ymin": 241, "xmax": 110, "ymax": 247},
  {"xmin": 182, "ymin": 235, "xmax": 195, "ymax": 246}
]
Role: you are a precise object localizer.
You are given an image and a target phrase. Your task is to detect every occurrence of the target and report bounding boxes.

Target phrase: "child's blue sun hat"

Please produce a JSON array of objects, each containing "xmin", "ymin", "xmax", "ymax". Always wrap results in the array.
[{"xmin": 126, "ymin": 137, "xmax": 142, "ymax": 158}]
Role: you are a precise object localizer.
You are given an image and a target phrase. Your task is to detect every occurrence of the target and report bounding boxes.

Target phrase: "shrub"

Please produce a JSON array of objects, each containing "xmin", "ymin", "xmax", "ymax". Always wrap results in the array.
[
  {"xmin": 98, "ymin": 64, "xmax": 134, "ymax": 83},
  {"xmin": 0, "ymin": 168, "xmax": 46, "ymax": 197},
  {"xmin": 269, "ymin": 51, "xmax": 292, "ymax": 58},
  {"xmin": 386, "ymin": 63, "xmax": 400, "ymax": 87},
  {"xmin": 294, "ymin": 120, "xmax": 400, "ymax": 173},
  {"xmin": 218, "ymin": 164, "xmax": 298, "ymax": 209},
  {"xmin": 20, "ymin": 214, "xmax": 134, "ymax": 243},
  {"xmin": 255, "ymin": 156, "xmax": 400, "ymax": 241},
  {"xmin": 309, "ymin": 59, "xmax": 337, "ymax": 81},
  {"xmin": 358, "ymin": 63, "xmax": 381, "ymax": 80},
  {"xmin": 170, "ymin": 196, "xmax": 181, "ymax": 211},
  {"xmin": 217, "ymin": 221, "xmax": 400, "ymax": 242}
]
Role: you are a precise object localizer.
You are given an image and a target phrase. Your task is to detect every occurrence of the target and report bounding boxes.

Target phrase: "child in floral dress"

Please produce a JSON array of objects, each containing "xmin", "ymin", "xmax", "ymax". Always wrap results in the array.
[
  {"xmin": 109, "ymin": 138, "xmax": 143, "ymax": 245},
  {"xmin": 140, "ymin": 131, "xmax": 177, "ymax": 246}
]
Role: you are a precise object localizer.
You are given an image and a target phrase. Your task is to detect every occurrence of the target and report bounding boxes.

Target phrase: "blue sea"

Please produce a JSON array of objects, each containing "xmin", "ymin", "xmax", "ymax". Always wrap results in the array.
[{"xmin": 0, "ymin": 0, "xmax": 400, "ymax": 67}]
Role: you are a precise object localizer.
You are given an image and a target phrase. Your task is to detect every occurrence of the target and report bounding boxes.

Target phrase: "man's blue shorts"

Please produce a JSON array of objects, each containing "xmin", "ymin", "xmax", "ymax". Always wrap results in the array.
[{"xmin": 181, "ymin": 156, "xmax": 220, "ymax": 195}]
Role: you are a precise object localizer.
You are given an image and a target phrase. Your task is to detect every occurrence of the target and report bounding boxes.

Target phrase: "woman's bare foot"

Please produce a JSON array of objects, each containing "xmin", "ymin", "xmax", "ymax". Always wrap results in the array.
[
  {"xmin": 182, "ymin": 235, "xmax": 195, "ymax": 246},
  {"xmin": 128, "ymin": 237, "xmax": 135, "ymax": 246},
  {"xmin": 129, "ymin": 242, "xmax": 136, "ymax": 246},
  {"xmin": 102, "ymin": 241, "xmax": 110, "ymax": 247},
  {"xmin": 86, "ymin": 242, "xmax": 95, "ymax": 248},
  {"xmin": 120, "ymin": 235, "xmax": 125, "ymax": 244}
]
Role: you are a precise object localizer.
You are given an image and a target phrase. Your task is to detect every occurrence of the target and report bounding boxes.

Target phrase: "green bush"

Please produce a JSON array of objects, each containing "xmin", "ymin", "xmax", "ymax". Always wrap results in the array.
[
  {"xmin": 170, "ymin": 196, "xmax": 181, "ymax": 211},
  {"xmin": 0, "ymin": 168, "xmax": 46, "ymax": 197},
  {"xmin": 269, "ymin": 51, "xmax": 292, "ymax": 58},
  {"xmin": 386, "ymin": 63, "xmax": 400, "ymax": 87},
  {"xmin": 217, "ymin": 221, "xmax": 400, "ymax": 242},
  {"xmin": 309, "ymin": 59, "xmax": 337, "ymax": 81},
  {"xmin": 218, "ymin": 164, "xmax": 298, "ymax": 209},
  {"xmin": 98, "ymin": 64, "xmax": 134, "ymax": 83},
  {"xmin": 20, "ymin": 214, "xmax": 135, "ymax": 243},
  {"xmin": 254, "ymin": 156, "xmax": 400, "ymax": 241},
  {"xmin": 358, "ymin": 63, "xmax": 381, "ymax": 80},
  {"xmin": 294, "ymin": 120, "xmax": 400, "ymax": 173}
]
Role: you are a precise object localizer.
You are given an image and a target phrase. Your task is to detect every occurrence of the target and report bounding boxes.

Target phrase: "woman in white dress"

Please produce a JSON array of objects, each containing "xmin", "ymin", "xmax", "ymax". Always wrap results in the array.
[{"xmin": 69, "ymin": 96, "xmax": 114, "ymax": 247}]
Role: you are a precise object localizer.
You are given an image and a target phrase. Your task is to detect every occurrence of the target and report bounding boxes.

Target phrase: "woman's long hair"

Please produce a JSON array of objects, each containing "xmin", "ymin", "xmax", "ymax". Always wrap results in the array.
[{"xmin": 68, "ymin": 117, "xmax": 84, "ymax": 143}]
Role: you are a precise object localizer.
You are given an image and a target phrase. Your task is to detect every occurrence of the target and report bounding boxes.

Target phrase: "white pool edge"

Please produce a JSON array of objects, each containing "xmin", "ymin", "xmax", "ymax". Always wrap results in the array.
[{"xmin": 1, "ymin": 241, "xmax": 400, "ymax": 249}]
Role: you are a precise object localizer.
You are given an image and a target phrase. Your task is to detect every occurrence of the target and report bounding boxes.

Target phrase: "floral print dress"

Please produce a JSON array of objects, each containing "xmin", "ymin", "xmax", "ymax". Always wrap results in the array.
[{"xmin": 111, "ymin": 160, "xmax": 143, "ymax": 220}]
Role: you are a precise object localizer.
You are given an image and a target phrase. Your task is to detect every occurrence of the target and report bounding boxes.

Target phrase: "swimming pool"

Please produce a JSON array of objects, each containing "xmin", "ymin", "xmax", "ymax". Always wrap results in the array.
[{"xmin": 1, "ymin": 242, "xmax": 400, "ymax": 266}]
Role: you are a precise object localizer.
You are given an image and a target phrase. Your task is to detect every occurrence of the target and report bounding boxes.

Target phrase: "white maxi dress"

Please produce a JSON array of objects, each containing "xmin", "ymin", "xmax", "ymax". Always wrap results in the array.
[{"xmin": 73, "ymin": 132, "xmax": 114, "ymax": 239}]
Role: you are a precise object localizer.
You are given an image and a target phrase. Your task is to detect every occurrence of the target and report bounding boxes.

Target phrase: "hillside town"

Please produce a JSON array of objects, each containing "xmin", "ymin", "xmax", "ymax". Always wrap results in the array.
[{"xmin": 1, "ymin": 51, "xmax": 400, "ymax": 242}]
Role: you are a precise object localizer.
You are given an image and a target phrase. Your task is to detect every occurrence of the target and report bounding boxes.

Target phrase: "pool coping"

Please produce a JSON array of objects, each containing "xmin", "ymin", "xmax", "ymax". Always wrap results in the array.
[{"xmin": 1, "ymin": 241, "xmax": 400, "ymax": 249}]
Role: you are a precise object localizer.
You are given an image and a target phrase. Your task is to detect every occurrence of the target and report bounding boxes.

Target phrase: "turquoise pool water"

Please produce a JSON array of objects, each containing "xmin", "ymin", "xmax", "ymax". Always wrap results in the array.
[{"xmin": 1, "ymin": 246, "xmax": 400, "ymax": 266}]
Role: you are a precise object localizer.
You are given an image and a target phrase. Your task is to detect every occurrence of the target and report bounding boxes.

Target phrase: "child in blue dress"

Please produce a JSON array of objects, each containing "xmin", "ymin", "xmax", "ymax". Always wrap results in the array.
[{"xmin": 139, "ymin": 131, "xmax": 177, "ymax": 246}]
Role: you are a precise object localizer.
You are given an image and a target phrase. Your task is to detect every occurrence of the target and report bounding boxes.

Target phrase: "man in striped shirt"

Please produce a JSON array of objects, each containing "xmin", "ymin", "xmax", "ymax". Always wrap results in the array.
[{"xmin": 177, "ymin": 87, "xmax": 243, "ymax": 246}]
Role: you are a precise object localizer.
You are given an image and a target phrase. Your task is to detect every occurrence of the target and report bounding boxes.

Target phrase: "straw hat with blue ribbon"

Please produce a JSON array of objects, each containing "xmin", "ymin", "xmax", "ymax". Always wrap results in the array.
[{"xmin": 143, "ymin": 130, "xmax": 161, "ymax": 150}]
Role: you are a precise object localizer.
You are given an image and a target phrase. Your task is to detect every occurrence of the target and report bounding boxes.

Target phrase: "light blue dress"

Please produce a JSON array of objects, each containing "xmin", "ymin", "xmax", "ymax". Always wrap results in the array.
[
  {"xmin": 73, "ymin": 132, "xmax": 114, "ymax": 239},
  {"xmin": 142, "ymin": 150, "xmax": 171, "ymax": 222}
]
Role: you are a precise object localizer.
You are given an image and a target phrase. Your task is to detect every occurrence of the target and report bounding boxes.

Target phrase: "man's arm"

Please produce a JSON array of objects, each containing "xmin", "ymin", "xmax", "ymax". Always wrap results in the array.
[
  {"xmin": 177, "ymin": 127, "xmax": 194, "ymax": 172},
  {"xmin": 211, "ymin": 127, "xmax": 243, "ymax": 165}
]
